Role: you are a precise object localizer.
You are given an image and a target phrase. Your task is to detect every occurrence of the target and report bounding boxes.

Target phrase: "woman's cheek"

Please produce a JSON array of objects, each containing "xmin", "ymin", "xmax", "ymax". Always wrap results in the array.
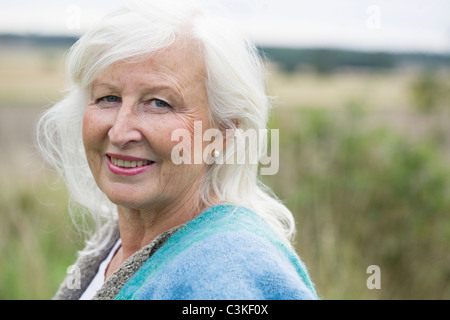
[
  {"xmin": 148, "ymin": 116, "xmax": 193, "ymax": 157},
  {"xmin": 82, "ymin": 109, "xmax": 110, "ymax": 169},
  {"xmin": 83, "ymin": 108, "xmax": 112, "ymax": 144}
]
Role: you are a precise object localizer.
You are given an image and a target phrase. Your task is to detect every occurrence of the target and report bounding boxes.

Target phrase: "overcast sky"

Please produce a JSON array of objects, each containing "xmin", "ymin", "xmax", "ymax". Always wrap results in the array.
[{"xmin": 1, "ymin": 0, "xmax": 449, "ymax": 53}]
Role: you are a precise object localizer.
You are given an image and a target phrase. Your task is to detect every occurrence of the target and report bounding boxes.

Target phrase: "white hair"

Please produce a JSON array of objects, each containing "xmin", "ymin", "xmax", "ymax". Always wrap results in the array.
[{"xmin": 36, "ymin": 0, "xmax": 296, "ymax": 255}]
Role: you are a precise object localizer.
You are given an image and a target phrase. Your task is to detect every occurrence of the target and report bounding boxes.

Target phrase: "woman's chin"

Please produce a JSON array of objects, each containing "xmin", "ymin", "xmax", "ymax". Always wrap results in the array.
[{"xmin": 103, "ymin": 189, "xmax": 156, "ymax": 211}]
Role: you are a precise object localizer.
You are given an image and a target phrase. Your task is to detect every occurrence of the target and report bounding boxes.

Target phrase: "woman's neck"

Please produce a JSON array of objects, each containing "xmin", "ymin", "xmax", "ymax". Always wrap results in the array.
[{"xmin": 104, "ymin": 189, "xmax": 220, "ymax": 280}]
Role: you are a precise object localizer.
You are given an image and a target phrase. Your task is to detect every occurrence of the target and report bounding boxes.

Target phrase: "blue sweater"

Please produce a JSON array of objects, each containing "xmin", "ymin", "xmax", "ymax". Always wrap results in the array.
[{"xmin": 115, "ymin": 204, "xmax": 318, "ymax": 300}]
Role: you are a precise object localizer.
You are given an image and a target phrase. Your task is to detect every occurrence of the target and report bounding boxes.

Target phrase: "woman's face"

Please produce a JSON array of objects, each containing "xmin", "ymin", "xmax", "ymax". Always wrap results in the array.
[{"xmin": 82, "ymin": 43, "xmax": 211, "ymax": 212}]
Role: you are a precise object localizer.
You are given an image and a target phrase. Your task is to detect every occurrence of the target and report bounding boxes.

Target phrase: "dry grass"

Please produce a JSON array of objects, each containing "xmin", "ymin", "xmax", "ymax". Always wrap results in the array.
[
  {"xmin": 267, "ymin": 66, "xmax": 416, "ymax": 110},
  {"xmin": 0, "ymin": 47, "xmax": 67, "ymax": 107}
]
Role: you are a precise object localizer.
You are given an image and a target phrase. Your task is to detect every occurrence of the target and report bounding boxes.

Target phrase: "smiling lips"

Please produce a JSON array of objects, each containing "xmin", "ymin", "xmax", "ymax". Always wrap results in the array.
[{"xmin": 106, "ymin": 153, "xmax": 155, "ymax": 176}]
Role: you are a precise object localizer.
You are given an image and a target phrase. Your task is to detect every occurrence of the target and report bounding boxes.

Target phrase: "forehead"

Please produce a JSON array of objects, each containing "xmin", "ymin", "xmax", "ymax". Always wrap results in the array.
[{"xmin": 92, "ymin": 41, "xmax": 206, "ymax": 89}]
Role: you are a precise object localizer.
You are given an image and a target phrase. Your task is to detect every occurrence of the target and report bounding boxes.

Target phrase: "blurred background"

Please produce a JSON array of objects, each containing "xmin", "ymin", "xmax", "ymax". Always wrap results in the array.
[{"xmin": 1, "ymin": 0, "xmax": 449, "ymax": 299}]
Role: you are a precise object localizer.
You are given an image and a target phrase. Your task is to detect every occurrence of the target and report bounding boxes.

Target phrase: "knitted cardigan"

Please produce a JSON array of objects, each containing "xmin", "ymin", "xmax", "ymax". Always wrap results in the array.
[{"xmin": 54, "ymin": 204, "xmax": 318, "ymax": 300}]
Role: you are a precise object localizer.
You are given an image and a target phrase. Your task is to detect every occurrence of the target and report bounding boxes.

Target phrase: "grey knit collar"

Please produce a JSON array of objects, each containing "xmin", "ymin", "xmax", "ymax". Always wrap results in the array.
[
  {"xmin": 93, "ymin": 227, "xmax": 180, "ymax": 300},
  {"xmin": 53, "ymin": 223, "xmax": 181, "ymax": 300}
]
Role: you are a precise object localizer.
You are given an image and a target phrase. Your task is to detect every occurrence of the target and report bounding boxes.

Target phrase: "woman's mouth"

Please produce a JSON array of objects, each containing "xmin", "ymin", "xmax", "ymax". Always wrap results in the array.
[
  {"xmin": 106, "ymin": 154, "xmax": 155, "ymax": 176},
  {"xmin": 110, "ymin": 157, "xmax": 152, "ymax": 168}
]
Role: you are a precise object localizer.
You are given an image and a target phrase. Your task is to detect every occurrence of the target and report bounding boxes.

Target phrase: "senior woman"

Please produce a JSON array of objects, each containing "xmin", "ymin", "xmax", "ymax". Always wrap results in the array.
[{"xmin": 36, "ymin": 0, "xmax": 318, "ymax": 300}]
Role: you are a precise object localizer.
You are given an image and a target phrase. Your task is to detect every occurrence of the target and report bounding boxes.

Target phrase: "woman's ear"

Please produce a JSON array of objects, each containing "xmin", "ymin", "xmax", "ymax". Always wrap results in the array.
[
  {"xmin": 220, "ymin": 119, "xmax": 238, "ymax": 150},
  {"xmin": 203, "ymin": 120, "xmax": 238, "ymax": 164}
]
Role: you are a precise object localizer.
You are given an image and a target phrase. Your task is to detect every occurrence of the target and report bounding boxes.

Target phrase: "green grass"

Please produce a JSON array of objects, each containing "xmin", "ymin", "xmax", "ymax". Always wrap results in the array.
[
  {"xmin": 264, "ymin": 104, "xmax": 450, "ymax": 299},
  {"xmin": 0, "ymin": 170, "xmax": 80, "ymax": 299}
]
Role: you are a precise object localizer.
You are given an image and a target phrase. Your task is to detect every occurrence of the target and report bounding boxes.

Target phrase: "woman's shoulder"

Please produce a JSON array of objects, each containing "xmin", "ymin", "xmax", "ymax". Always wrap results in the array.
[
  {"xmin": 116, "ymin": 205, "xmax": 318, "ymax": 300},
  {"xmin": 159, "ymin": 228, "xmax": 317, "ymax": 300}
]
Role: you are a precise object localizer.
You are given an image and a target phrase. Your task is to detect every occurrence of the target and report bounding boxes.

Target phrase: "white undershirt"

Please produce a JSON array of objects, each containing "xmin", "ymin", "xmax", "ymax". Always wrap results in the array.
[{"xmin": 79, "ymin": 238, "xmax": 122, "ymax": 300}]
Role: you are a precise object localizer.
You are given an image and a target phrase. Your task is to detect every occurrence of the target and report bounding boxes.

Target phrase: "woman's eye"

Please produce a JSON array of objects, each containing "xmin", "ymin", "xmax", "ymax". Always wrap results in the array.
[
  {"xmin": 98, "ymin": 95, "xmax": 121, "ymax": 104},
  {"xmin": 150, "ymin": 99, "xmax": 171, "ymax": 108},
  {"xmin": 94, "ymin": 96, "xmax": 171, "ymax": 109}
]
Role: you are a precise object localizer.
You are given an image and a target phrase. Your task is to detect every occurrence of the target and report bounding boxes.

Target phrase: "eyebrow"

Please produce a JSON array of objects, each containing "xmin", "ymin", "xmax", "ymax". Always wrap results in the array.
[
  {"xmin": 90, "ymin": 82, "xmax": 182, "ymax": 97},
  {"xmin": 90, "ymin": 82, "xmax": 117, "ymax": 91}
]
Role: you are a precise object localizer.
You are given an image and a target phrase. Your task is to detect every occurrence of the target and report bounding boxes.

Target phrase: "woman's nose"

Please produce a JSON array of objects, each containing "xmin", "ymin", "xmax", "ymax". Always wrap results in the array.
[{"xmin": 108, "ymin": 102, "xmax": 143, "ymax": 148}]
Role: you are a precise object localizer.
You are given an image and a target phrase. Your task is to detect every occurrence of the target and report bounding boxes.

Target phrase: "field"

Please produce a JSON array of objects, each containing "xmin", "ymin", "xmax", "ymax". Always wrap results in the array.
[{"xmin": 1, "ymin": 44, "xmax": 450, "ymax": 299}]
